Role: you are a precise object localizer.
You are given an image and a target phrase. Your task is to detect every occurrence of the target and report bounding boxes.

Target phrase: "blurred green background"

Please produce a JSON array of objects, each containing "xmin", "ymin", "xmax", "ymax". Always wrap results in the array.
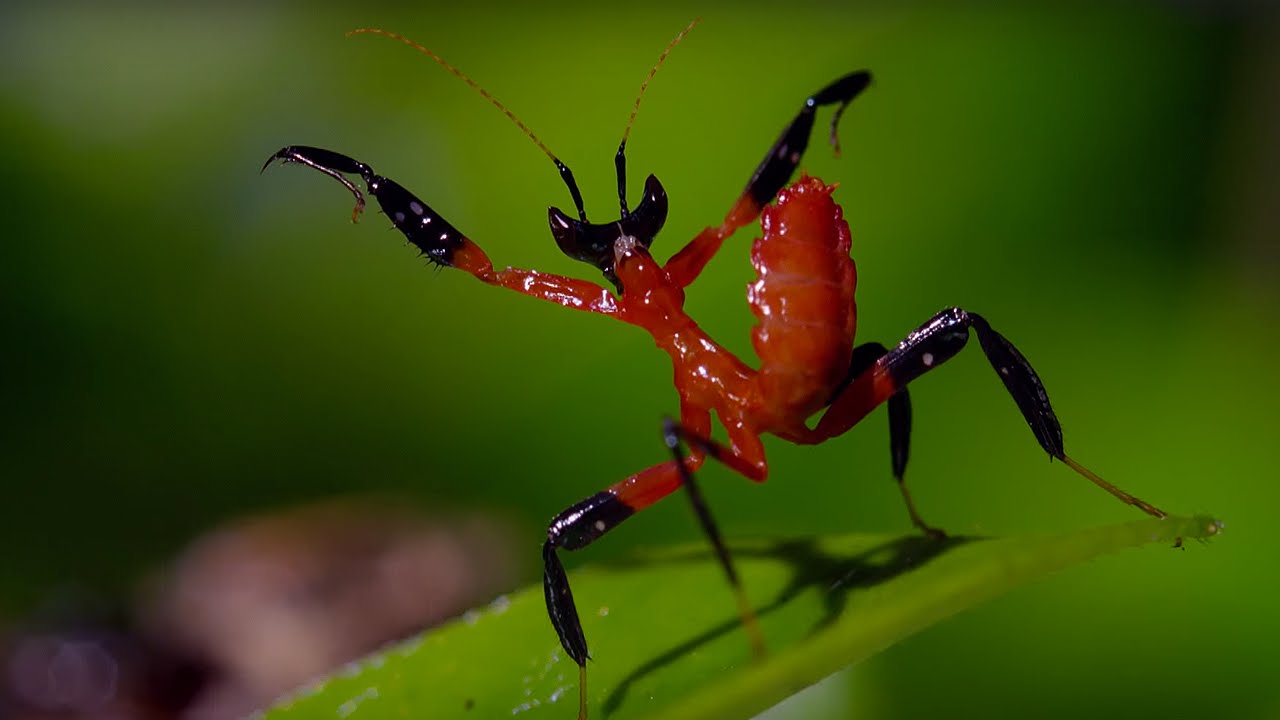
[{"xmin": 2, "ymin": 2, "xmax": 1277, "ymax": 718}]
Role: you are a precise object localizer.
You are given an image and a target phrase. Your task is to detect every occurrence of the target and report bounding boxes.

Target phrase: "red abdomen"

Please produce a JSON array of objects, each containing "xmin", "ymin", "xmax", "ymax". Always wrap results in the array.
[{"xmin": 747, "ymin": 175, "xmax": 857, "ymax": 423}]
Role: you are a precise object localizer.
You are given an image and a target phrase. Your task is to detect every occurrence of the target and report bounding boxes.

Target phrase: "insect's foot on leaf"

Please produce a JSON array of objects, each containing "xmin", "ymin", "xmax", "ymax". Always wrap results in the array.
[{"xmin": 921, "ymin": 526, "xmax": 949, "ymax": 542}]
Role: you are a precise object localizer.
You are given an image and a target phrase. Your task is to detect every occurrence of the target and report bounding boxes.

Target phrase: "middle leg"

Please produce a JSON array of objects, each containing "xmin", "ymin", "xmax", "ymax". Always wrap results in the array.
[
  {"xmin": 542, "ymin": 405, "xmax": 712, "ymax": 720},
  {"xmin": 795, "ymin": 342, "xmax": 943, "ymax": 538},
  {"xmin": 660, "ymin": 415, "xmax": 769, "ymax": 658},
  {"xmin": 541, "ymin": 408, "xmax": 771, "ymax": 718},
  {"xmin": 796, "ymin": 309, "xmax": 1168, "ymax": 531}
]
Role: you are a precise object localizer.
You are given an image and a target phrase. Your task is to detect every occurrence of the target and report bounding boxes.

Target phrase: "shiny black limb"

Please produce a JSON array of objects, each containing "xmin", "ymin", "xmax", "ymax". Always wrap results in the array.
[
  {"xmin": 835, "ymin": 342, "xmax": 912, "ymax": 476},
  {"xmin": 881, "ymin": 308, "xmax": 1064, "ymax": 460},
  {"xmin": 888, "ymin": 391, "xmax": 912, "ymax": 482},
  {"xmin": 874, "ymin": 307, "xmax": 1171, "ymax": 525},
  {"xmin": 262, "ymin": 145, "xmax": 466, "ymax": 267},
  {"xmin": 661, "ymin": 418, "xmax": 767, "ymax": 656},
  {"xmin": 839, "ymin": 343, "xmax": 942, "ymax": 537},
  {"xmin": 542, "ymin": 539, "xmax": 588, "ymax": 667},
  {"xmin": 543, "ymin": 491, "xmax": 635, "ymax": 667},
  {"xmin": 553, "ymin": 157, "xmax": 589, "ymax": 223},
  {"xmin": 615, "ymin": 141, "xmax": 630, "ymax": 219},
  {"xmin": 744, "ymin": 70, "xmax": 872, "ymax": 209},
  {"xmin": 661, "ymin": 418, "xmax": 740, "ymax": 589}
]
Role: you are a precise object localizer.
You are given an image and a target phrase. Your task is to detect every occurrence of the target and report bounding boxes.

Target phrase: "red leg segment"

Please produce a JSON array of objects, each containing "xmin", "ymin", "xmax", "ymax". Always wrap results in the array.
[
  {"xmin": 449, "ymin": 239, "xmax": 619, "ymax": 315},
  {"xmin": 664, "ymin": 196, "xmax": 763, "ymax": 289}
]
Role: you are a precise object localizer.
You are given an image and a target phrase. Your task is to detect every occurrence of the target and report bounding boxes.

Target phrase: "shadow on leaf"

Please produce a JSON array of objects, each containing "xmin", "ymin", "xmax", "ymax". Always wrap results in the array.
[{"xmin": 603, "ymin": 532, "xmax": 978, "ymax": 714}]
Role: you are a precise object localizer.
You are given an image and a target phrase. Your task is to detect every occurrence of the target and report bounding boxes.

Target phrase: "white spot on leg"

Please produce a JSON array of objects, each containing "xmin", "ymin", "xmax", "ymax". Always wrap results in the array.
[
  {"xmin": 922, "ymin": 352, "xmax": 934, "ymax": 367},
  {"xmin": 409, "ymin": 200, "xmax": 425, "ymax": 216},
  {"xmin": 594, "ymin": 520, "xmax": 606, "ymax": 533}
]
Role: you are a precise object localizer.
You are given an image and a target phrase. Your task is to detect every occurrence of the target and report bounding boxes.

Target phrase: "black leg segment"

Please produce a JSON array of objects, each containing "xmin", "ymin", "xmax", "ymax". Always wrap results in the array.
[
  {"xmin": 542, "ymin": 539, "xmax": 589, "ymax": 667},
  {"xmin": 880, "ymin": 308, "xmax": 1062, "ymax": 459},
  {"xmin": 888, "ymin": 390, "xmax": 912, "ymax": 483},
  {"xmin": 661, "ymin": 418, "xmax": 766, "ymax": 658},
  {"xmin": 661, "ymin": 419, "xmax": 740, "ymax": 589},
  {"xmin": 744, "ymin": 71, "xmax": 872, "ymax": 209},
  {"xmin": 880, "ymin": 307, "xmax": 1168, "ymax": 521},
  {"xmin": 834, "ymin": 341, "xmax": 913, "ymax": 481},
  {"xmin": 542, "ymin": 491, "xmax": 636, "ymax": 668},
  {"xmin": 837, "ymin": 342, "xmax": 942, "ymax": 538},
  {"xmin": 262, "ymin": 145, "xmax": 467, "ymax": 267}
]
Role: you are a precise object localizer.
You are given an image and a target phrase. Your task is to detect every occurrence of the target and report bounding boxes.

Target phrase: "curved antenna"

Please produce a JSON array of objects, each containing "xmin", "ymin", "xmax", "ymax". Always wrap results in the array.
[
  {"xmin": 618, "ymin": 18, "xmax": 700, "ymax": 150},
  {"xmin": 348, "ymin": 27, "xmax": 588, "ymax": 221},
  {"xmin": 615, "ymin": 18, "xmax": 700, "ymax": 218}
]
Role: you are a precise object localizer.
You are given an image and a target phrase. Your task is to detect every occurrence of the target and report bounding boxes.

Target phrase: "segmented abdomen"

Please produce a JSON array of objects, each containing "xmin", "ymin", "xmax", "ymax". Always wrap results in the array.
[{"xmin": 748, "ymin": 175, "xmax": 857, "ymax": 423}]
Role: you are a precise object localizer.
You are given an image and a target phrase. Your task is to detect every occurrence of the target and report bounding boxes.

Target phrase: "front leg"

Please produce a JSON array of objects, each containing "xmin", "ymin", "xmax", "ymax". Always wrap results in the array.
[
  {"xmin": 664, "ymin": 71, "xmax": 872, "ymax": 288},
  {"xmin": 263, "ymin": 146, "xmax": 618, "ymax": 315},
  {"xmin": 800, "ymin": 342, "xmax": 942, "ymax": 538}
]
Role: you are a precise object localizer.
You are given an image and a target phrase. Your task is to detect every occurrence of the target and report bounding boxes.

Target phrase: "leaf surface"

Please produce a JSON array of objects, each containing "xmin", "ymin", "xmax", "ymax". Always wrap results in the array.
[{"xmin": 265, "ymin": 514, "xmax": 1220, "ymax": 720}]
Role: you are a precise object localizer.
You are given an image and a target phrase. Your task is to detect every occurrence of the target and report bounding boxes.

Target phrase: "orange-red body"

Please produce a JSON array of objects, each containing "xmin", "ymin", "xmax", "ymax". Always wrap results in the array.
[{"xmin": 597, "ymin": 176, "xmax": 870, "ymax": 510}]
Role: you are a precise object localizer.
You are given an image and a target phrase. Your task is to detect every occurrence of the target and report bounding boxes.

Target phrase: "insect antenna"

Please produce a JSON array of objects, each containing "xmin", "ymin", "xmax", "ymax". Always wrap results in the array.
[
  {"xmin": 614, "ymin": 18, "xmax": 700, "ymax": 218},
  {"xmin": 348, "ymin": 27, "xmax": 589, "ymax": 221}
]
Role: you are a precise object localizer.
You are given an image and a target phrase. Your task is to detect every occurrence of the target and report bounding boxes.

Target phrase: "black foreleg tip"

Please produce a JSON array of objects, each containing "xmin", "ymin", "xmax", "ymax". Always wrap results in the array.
[
  {"xmin": 260, "ymin": 147, "xmax": 290, "ymax": 174},
  {"xmin": 845, "ymin": 70, "xmax": 873, "ymax": 92},
  {"xmin": 820, "ymin": 70, "xmax": 872, "ymax": 100}
]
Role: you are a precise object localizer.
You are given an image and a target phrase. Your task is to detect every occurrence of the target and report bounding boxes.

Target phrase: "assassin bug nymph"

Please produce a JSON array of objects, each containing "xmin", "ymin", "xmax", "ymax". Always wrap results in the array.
[{"xmin": 263, "ymin": 21, "xmax": 1170, "ymax": 719}]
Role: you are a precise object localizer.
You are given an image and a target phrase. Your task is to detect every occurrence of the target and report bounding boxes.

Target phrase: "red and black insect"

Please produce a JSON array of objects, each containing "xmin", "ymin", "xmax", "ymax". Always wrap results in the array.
[{"xmin": 263, "ymin": 22, "xmax": 1169, "ymax": 719}]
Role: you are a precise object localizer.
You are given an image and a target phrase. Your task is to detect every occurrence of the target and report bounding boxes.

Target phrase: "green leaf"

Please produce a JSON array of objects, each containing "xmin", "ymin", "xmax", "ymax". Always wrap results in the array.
[{"xmin": 265, "ymin": 514, "xmax": 1220, "ymax": 720}]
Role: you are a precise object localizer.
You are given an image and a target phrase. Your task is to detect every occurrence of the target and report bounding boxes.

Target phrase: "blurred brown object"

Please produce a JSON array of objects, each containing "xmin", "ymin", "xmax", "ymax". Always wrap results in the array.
[
  {"xmin": 0, "ymin": 609, "xmax": 201, "ymax": 720},
  {"xmin": 2, "ymin": 499, "xmax": 522, "ymax": 720}
]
